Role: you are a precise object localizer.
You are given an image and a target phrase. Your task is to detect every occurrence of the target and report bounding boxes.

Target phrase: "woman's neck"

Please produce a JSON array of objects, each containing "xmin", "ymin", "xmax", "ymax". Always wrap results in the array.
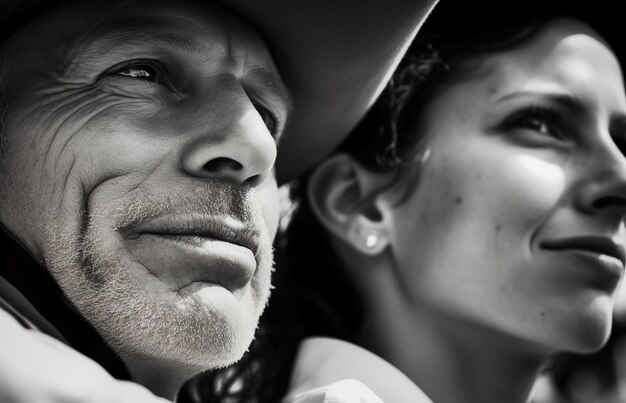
[{"xmin": 356, "ymin": 293, "xmax": 550, "ymax": 403}]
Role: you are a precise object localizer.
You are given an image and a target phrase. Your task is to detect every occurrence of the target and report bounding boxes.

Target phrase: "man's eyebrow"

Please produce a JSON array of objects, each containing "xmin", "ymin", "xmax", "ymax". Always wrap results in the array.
[
  {"xmin": 70, "ymin": 15, "xmax": 212, "ymax": 64},
  {"xmin": 69, "ymin": 17, "xmax": 294, "ymax": 111},
  {"xmin": 248, "ymin": 66, "xmax": 294, "ymax": 112},
  {"xmin": 80, "ymin": 30, "xmax": 203, "ymax": 60}
]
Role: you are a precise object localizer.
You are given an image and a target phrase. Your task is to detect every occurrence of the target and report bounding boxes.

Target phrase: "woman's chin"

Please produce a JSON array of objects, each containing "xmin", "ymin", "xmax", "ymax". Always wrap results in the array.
[{"xmin": 547, "ymin": 299, "xmax": 615, "ymax": 354}]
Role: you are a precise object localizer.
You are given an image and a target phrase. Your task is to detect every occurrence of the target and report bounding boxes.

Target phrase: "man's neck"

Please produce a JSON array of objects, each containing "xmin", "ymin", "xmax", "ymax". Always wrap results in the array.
[
  {"xmin": 123, "ymin": 352, "xmax": 207, "ymax": 400},
  {"xmin": 0, "ymin": 228, "xmax": 131, "ymax": 380}
]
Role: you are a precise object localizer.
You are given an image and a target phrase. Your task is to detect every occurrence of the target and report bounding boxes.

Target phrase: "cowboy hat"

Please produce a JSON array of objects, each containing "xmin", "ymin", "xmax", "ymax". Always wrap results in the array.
[{"xmin": 0, "ymin": 0, "xmax": 438, "ymax": 184}]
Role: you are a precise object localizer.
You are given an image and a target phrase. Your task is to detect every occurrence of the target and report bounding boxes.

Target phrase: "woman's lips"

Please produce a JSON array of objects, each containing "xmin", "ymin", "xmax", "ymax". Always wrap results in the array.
[
  {"xmin": 541, "ymin": 236, "xmax": 626, "ymax": 267},
  {"xmin": 121, "ymin": 214, "xmax": 261, "ymax": 294},
  {"xmin": 540, "ymin": 235, "xmax": 626, "ymax": 285}
]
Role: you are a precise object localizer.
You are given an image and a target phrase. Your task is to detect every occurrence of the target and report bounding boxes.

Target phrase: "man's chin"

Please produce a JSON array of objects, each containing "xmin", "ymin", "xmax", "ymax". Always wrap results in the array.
[
  {"xmin": 44, "ymin": 230, "xmax": 265, "ymax": 372},
  {"xmin": 105, "ymin": 257, "xmax": 267, "ymax": 368},
  {"xmin": 83, "ymin": 276, "xmax": 259, "ymax": 369}
]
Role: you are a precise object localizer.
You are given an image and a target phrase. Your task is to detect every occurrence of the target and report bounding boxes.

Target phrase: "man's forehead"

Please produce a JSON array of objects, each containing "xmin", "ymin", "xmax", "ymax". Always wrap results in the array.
[
  {"xmin": 55, "ymin": 1, "xmax": 245, "ymax": 59},
  {"xmin": 8, "ymin": 0, "xmax": 291, "ymax": 108}
]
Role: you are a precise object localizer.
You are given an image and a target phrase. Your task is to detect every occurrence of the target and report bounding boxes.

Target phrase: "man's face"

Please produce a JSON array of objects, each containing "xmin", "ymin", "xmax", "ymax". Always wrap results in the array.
[{"xmin": 0, "ymin": 0, "xmax": 289, "ymax": 369}]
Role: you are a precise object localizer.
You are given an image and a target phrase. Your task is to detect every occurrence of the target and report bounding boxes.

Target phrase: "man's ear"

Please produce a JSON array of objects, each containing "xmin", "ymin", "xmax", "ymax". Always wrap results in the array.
[{"xmin": 307, "ymin": 153, "xmax": 395, "ymax": 255}]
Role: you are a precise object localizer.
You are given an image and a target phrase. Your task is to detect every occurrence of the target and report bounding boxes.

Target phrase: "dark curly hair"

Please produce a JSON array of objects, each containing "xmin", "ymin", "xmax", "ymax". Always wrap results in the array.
[{"xmin": 178, "ymin": 1, "xmax": 626, "ymax": 402}]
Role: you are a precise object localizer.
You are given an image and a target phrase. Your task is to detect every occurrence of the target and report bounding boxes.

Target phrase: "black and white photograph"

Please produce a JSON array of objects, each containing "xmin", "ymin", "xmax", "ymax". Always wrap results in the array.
[{"xmin": 1, "ymin": 1, "xmax": 626, "ymax": 402}]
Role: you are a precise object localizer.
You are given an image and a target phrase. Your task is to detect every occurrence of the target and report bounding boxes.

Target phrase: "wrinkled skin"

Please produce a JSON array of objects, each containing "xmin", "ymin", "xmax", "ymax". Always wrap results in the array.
[{"xmin": 0, "ymin": 0, "xmax": 289, "ymax": 396}]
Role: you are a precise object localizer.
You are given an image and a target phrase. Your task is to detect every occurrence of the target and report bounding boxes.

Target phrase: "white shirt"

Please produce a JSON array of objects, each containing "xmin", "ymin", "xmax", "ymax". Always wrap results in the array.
[
  {"xmin": 286, "ymin": 337, "xmax": 433, "ymax": 403},
  {"xmin": 0, "ymin": 276, "xmax": 170, "ymax": 403}
]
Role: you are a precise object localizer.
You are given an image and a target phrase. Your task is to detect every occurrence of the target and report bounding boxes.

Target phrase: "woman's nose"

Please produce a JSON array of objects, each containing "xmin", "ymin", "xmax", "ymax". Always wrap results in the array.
[
  {"xmin": 179, "ymin": 79, "xmax": 277, "ymax": 187},
  {"xmin": 576, "ymin": 145, "xmax": 626, "ymax": 218}
]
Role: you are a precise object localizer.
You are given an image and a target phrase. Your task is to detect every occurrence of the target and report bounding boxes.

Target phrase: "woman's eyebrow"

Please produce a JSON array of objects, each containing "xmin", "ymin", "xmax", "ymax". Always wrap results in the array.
[{"xmin": 494, "ymin": 91, "xmax": 587, "ymax": 114}]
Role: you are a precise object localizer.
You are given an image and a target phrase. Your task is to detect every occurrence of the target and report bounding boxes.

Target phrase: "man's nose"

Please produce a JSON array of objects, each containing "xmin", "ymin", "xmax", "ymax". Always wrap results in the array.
[
  {"xmin": 575, "ymin": 143, "xmax": 626, "ymax": 219},
  {"xmin": 179, "ymin": 79, "xmax": 277, "ymax": 187}
]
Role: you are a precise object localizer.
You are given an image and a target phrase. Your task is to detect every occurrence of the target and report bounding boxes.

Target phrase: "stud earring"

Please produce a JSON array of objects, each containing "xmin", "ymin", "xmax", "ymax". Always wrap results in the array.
[{"xmin": 364, "ymin": 231, "xmax": 379, "ymax": 249}]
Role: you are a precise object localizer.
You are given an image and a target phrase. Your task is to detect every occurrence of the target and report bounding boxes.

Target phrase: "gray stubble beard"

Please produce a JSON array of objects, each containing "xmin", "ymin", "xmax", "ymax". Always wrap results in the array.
[{"xmin": 42, "ymin": 182, "xmax": 274, "ymax": 371}]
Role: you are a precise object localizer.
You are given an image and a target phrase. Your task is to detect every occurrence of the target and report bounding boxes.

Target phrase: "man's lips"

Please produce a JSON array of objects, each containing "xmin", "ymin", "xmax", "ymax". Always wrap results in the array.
[
  {"xmin": 125, "ymin": 214, "xmax": 261, "ymax": 257},
  {"xmin": 120, "ymin": 214, "xmax": 261, "ymax": 293},
  {"xmin": 540, "ymin": 236, "xmax": 626, "ymax": 268}
]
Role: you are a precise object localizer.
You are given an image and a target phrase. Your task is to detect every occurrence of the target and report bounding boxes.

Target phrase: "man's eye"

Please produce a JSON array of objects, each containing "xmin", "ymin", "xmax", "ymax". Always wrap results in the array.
[
  {"xmin": 505, "ymin": 106, "xmax": 563, "ymax": 140},
  {"xmin": 252, "ymin": 102, "xmax": 279, "ymax": 136},
  {"xmin": 117, "ymin": 66, "xmax": 157, "ymax": 81},
  {"xmin": 109, "ymin": 61, "xmax": 162, "ymax": 83}
]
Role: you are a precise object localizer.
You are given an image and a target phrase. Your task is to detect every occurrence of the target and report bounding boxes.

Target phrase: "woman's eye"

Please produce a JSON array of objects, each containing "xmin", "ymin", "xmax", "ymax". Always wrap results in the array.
[
  {"xmin": 505, "ymin": 107, "xmax": 563, "ymax": 140},
  {"xmin": 252, "ymin": 102, "xmax": 279, "ymax": 136},
  {"xmin": 518, "ymin": 116, "xmax": 550, "ymax": 133}
]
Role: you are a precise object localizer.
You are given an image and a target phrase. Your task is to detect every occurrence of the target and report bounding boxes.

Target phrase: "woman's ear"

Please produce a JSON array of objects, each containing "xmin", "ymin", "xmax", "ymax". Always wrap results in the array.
[{"xmin": 307, "ymin": 153, "xmax": 395, "ymax": 255}]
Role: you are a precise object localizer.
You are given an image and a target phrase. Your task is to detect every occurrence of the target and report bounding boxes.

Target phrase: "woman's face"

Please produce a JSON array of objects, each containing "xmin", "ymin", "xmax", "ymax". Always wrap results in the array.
[{"xmin": 391, "ymin": 18, "xmax": 626, "ymax": 353}]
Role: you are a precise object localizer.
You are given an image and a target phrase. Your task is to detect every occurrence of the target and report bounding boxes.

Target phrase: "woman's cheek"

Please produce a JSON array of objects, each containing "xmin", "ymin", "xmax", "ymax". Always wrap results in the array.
[{"xmin": 499, "ymin": 154, "xmax": 566, "ymax": 224}]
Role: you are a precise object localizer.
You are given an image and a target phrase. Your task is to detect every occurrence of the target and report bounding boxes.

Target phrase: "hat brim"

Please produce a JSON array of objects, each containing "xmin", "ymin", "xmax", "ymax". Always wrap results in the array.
[{"xmin": 220, "ymin": 0, "xmax": 438, "ymax": 184}]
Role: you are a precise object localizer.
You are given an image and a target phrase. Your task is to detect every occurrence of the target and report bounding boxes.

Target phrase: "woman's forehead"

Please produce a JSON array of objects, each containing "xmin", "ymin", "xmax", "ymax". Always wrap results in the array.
[{"xmin": 454, "ymin": 19, "xmax": 624, "ymax": 108}]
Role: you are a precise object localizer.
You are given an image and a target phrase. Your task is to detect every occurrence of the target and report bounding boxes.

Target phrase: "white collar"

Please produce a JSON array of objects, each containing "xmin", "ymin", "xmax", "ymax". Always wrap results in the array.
[{"xmin": 287, "ymin": 337, "xmax": 433, "ymax": 403}]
